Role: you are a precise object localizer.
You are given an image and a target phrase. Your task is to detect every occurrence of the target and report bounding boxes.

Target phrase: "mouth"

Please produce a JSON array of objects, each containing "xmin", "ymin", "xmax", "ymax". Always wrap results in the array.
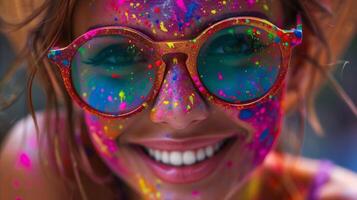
[{"xmin": 130, "ymin": 134, "xmax": 237, "ymax": 184}]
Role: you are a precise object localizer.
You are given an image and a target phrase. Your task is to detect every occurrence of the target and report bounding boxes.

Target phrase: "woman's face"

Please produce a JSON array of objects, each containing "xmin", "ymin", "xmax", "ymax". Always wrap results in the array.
[{"xmin": 73, "ymin": 0, "xmax": 284, "ymax": 199}]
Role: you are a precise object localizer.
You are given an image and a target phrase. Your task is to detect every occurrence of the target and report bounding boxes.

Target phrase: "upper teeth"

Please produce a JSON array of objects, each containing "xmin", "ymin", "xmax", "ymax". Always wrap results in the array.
[{"xmin": 145, "ymin": 141, "xmax": 224, "ymax": 166}]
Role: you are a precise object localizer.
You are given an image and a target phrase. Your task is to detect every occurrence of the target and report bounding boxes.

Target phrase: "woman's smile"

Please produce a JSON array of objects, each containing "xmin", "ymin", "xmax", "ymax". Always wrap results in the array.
[{"xmin": 127, "ymin": 132, "xmax": 238, "ymax": 183}]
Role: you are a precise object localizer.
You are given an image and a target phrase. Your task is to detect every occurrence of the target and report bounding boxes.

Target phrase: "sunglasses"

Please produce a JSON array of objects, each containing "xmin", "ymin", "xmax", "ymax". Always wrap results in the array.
[{"xmin": 48, "ymin": 16, "xmax": 302, "ymax": 118}]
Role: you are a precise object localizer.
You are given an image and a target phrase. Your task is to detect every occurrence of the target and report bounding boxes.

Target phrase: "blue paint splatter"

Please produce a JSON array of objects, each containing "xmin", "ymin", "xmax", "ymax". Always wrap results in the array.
[
  {"xmin": 178, "ymin": 21, "xmax": 184, "ymax": 31},
  {"xmin": 259, "ymin": 129, "xmax": 269, "ymax": 142},
  {"xmin": 184, "ymin": 2, "xmax": 199, "ymax": 23},
  {"xmin": 239, "ymin": 109, "xmax": 253, "ymax": 120},
  {"xmin": 62, "ymin": 59, "xmax": 69, "ymax": 66}
]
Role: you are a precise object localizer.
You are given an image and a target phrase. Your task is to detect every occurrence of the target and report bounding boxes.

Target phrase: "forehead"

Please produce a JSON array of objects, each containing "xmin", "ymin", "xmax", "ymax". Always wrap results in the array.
[{"xmin": 72, "ymin": 0, "xmax": 284, "ymax": 40}]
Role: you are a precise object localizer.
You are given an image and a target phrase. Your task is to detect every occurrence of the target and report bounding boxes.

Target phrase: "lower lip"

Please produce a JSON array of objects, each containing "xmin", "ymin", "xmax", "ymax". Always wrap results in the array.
[{"xmin": 134, "ymin": 138, "xmax": 235, "ymax": 184}]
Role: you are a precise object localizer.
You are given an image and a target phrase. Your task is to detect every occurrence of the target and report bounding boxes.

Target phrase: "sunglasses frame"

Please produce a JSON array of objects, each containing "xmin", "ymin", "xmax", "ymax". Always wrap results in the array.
[{"xmin": 48, "ymin": 16, "xmax": 302, "ymax": 118}]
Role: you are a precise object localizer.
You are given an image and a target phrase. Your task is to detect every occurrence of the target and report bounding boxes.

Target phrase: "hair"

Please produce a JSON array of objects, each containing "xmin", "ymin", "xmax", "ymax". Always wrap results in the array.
[{"xmin": 0, "ymin": 0, "xmax": 355, "ymax": 199}]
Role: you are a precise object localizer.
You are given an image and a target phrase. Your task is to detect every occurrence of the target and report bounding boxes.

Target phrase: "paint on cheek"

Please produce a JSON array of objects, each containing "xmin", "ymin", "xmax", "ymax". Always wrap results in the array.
[
  {"xmin": 259, "ymin": 128, "xmax": 269, "ymax": 142},
  {"xmin": 136, "ymin": 175, "xmax": 161, "ymax": 199},
  {"xmin": 239, "ymin": 108, "xmax": 254, "ymax": 120}
]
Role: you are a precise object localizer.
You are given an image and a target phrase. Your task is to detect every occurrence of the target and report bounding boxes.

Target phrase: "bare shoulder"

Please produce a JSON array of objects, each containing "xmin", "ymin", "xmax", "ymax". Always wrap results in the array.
[{"xmin": 0, "ymin": 112, "xmax": 68, "ymax": 200}]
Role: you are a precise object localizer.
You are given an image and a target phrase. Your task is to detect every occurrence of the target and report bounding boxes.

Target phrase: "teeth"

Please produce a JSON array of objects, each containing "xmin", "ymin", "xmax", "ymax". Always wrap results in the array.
[
  {"xmin": 205, "ymin": 146, "xmax": 214, "ymax": 157},
  {"xmin": 196, "ymin": 149, "xmax": 206, "ymax": 161},
  {"xmin": 170, "ymin": 151, "xmax": 182, "ymax": 166},
  {"xmin": 149, "ymin": 149, "xmax": 155, "ymax": 157},
  {"xmin": 154, "ymin": 150, "xmax": 161, "ymax": 161},
  {"xmin": 161, "ymin": 151, "xmax": 169, "ymax": 164},
  {"xmin": 145, "ymin": 140, "xmax": 226, "ymax": 166},
  {"xmin": 182, "ymin": 151, "xmax": 196, "ymax": 165}
]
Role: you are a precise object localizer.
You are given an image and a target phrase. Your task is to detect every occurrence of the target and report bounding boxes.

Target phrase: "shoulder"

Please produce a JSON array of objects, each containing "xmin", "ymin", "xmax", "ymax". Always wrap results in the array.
[
  {"xmin": 0, "ymin": 112, "xmax": 68, "ymax": 200},
  {"xmin": 0, "ymin": 112, "xmax": 121, "ymax": 200},
  {"xmin": 247, "ymin": 152, "xmax": 357, "ymax": 199}
]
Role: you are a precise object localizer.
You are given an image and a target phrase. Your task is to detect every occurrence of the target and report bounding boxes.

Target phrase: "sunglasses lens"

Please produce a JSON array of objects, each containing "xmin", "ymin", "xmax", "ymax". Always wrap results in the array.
[
  {"xmin": 71, "ymin": 35, "xmax": 157, "ymax": 115},
  {"xmin": 197, "ymin": 25, "xmax": 281, "ymax": 103}
]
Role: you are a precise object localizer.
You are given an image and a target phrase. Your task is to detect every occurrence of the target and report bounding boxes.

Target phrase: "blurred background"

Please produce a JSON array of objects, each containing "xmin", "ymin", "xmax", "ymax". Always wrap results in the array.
[{"xmin": 0, "ymin": 32, "xmax": 357, "ymax": 171}]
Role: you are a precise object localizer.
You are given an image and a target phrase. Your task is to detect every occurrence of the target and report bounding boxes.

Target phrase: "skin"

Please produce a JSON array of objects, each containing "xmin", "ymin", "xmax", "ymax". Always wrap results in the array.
[{"xmin": 73, "ymin": 0, "xmax": 285, "ymax": 199}]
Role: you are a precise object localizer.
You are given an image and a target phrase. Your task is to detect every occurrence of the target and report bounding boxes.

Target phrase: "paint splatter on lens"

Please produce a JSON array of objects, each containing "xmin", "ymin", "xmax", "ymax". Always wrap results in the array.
[
  {"xmin": 71, "ymin": 35, "xmax": 157, "ymax": 115},
  {"xmin": 197, "ymin": 25, "xmax": 281, "ymax": 103}
]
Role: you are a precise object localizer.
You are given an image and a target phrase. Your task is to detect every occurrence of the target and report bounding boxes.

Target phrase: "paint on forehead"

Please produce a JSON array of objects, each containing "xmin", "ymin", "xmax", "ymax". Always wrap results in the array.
[{"xmin": 83, "ymin": 0, "xmax": 280, "ymax": 39}]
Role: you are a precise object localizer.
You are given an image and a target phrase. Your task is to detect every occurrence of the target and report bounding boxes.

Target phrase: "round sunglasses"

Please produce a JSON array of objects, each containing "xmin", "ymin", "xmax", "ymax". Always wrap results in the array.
[{"xmin": 48, "ymin": 16, "xmax": 302, "ymax": 118}]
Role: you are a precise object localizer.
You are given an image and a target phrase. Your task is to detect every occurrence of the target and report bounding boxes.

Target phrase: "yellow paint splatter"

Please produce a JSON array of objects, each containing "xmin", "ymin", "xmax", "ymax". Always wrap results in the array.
[
  {"xmin": 263, "ymin": 4, "xmax": 269, "ymax": 11},
  {"xmin": 159, "ymin": 21, "xmax": 168, "ymax": 32},
  {"xmin": 119, "ymin": 90, "xmax": 126, "ymax": 102},
  {"xmin": 189, "ymin": 94, "xmax": 194, "ymax": 105},
  {"xmin": 186, "ymin": 105, "xmax": 191, "ymax": 111},
  {"xmin": 211, "ymin": 9, "xmax": 217, "ymax": 14},
  {"xmin": 167, "ymin": 42, "xmax": 175, "ymax": 48},
  {"xmin": 173, "ymin": 101, "xmax": 179, "ymax": 108},
  {"xmin": 136, "ymin": 175, "xmax": 161, "ymax": 200},
  {"xmin": 125, "ymin": 12, "xmax": 129, "ymax": 20},
  {"xmin": 163, "ymin": 100, "xmax": 170, "ymax": 105},
  {"xmin": 172, "ymin": 58, "xmax": 178, "ymax": 64}
]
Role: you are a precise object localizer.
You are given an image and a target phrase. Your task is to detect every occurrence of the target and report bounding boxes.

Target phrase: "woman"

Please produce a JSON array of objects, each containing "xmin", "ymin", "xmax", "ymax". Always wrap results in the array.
[{"xmin": 0, "ymin": 0, "xmax": 357, "ymax": 199}]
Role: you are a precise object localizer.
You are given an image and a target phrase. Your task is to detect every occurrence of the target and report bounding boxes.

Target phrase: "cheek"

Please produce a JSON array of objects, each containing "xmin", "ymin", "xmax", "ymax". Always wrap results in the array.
[
  {"xmin": 223, "ymin": 92, "xmax": 283, "ymax": 164},
  {"xmin": 84, "ymin": 113, "xmax": 136, "ymax": 176},
  {"xmin": 84, "ymin": 113, "xmax": 119, "ymax": 156},
  {"xmin": 84, "ymin": 113, "xmax": 128, "ymax": 139}
]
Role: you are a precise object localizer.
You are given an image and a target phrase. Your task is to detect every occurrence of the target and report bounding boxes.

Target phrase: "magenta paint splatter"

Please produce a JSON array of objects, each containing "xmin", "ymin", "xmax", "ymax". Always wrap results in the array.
[
  {"xmin": 18, "ymin": 153, "xmax": 31, "ymax": 169},
  {"xmin": 191, "ymin": 190, "xmax": 200, "ymax": 196},
  {"xmin": 176, "ymin": 0, "xmax": 187, "ymax": 12},
  {"xmin": 119, "ymin": 102, "xmax": 127, "ymax": 110},
  {"xmin": 218, "ymin": 72, "xmax": 223, "ymax": 80}
]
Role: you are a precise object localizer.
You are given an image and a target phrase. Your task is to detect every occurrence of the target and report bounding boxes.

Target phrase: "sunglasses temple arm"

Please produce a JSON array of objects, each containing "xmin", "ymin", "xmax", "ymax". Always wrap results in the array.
[
  {"xmin": 47, "ymin": 48, "xmax": 70, "ymax": 68},
  {"xmin": 295, "ymin": 14, "xmax": 303, "ymax": 45},
  {"xmin": 284, "ymin": 14, "xmax": 303, "ymax": 47}
]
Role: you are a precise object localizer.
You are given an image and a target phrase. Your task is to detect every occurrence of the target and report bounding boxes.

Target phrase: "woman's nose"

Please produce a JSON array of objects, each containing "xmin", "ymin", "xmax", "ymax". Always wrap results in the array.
[{"xmin": 150, "ymin": 54, "xmax": 209, "ymax": 130}]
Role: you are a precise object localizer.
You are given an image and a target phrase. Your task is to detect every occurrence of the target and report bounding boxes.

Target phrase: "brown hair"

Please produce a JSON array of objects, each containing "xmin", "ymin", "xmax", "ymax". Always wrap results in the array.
[{"xmin": 1, "ymin": 0, "xmax": 356, "ymax": 199}]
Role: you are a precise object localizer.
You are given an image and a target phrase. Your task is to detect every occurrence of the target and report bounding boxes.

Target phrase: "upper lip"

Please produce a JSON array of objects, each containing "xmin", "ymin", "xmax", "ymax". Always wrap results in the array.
[{"xmin": 128, "ymin": 132, "xmax": 236, "ymax": 151}]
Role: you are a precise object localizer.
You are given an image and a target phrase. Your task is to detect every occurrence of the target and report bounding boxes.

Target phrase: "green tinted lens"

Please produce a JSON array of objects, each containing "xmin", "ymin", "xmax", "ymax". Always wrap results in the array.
[
  {"xmin": 197, "ymin": 25, "xmax": 281, "ymax": 103},
  {"xmin": 71, "ymin": 35, "xmax": 157, "ymax": 115}
]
